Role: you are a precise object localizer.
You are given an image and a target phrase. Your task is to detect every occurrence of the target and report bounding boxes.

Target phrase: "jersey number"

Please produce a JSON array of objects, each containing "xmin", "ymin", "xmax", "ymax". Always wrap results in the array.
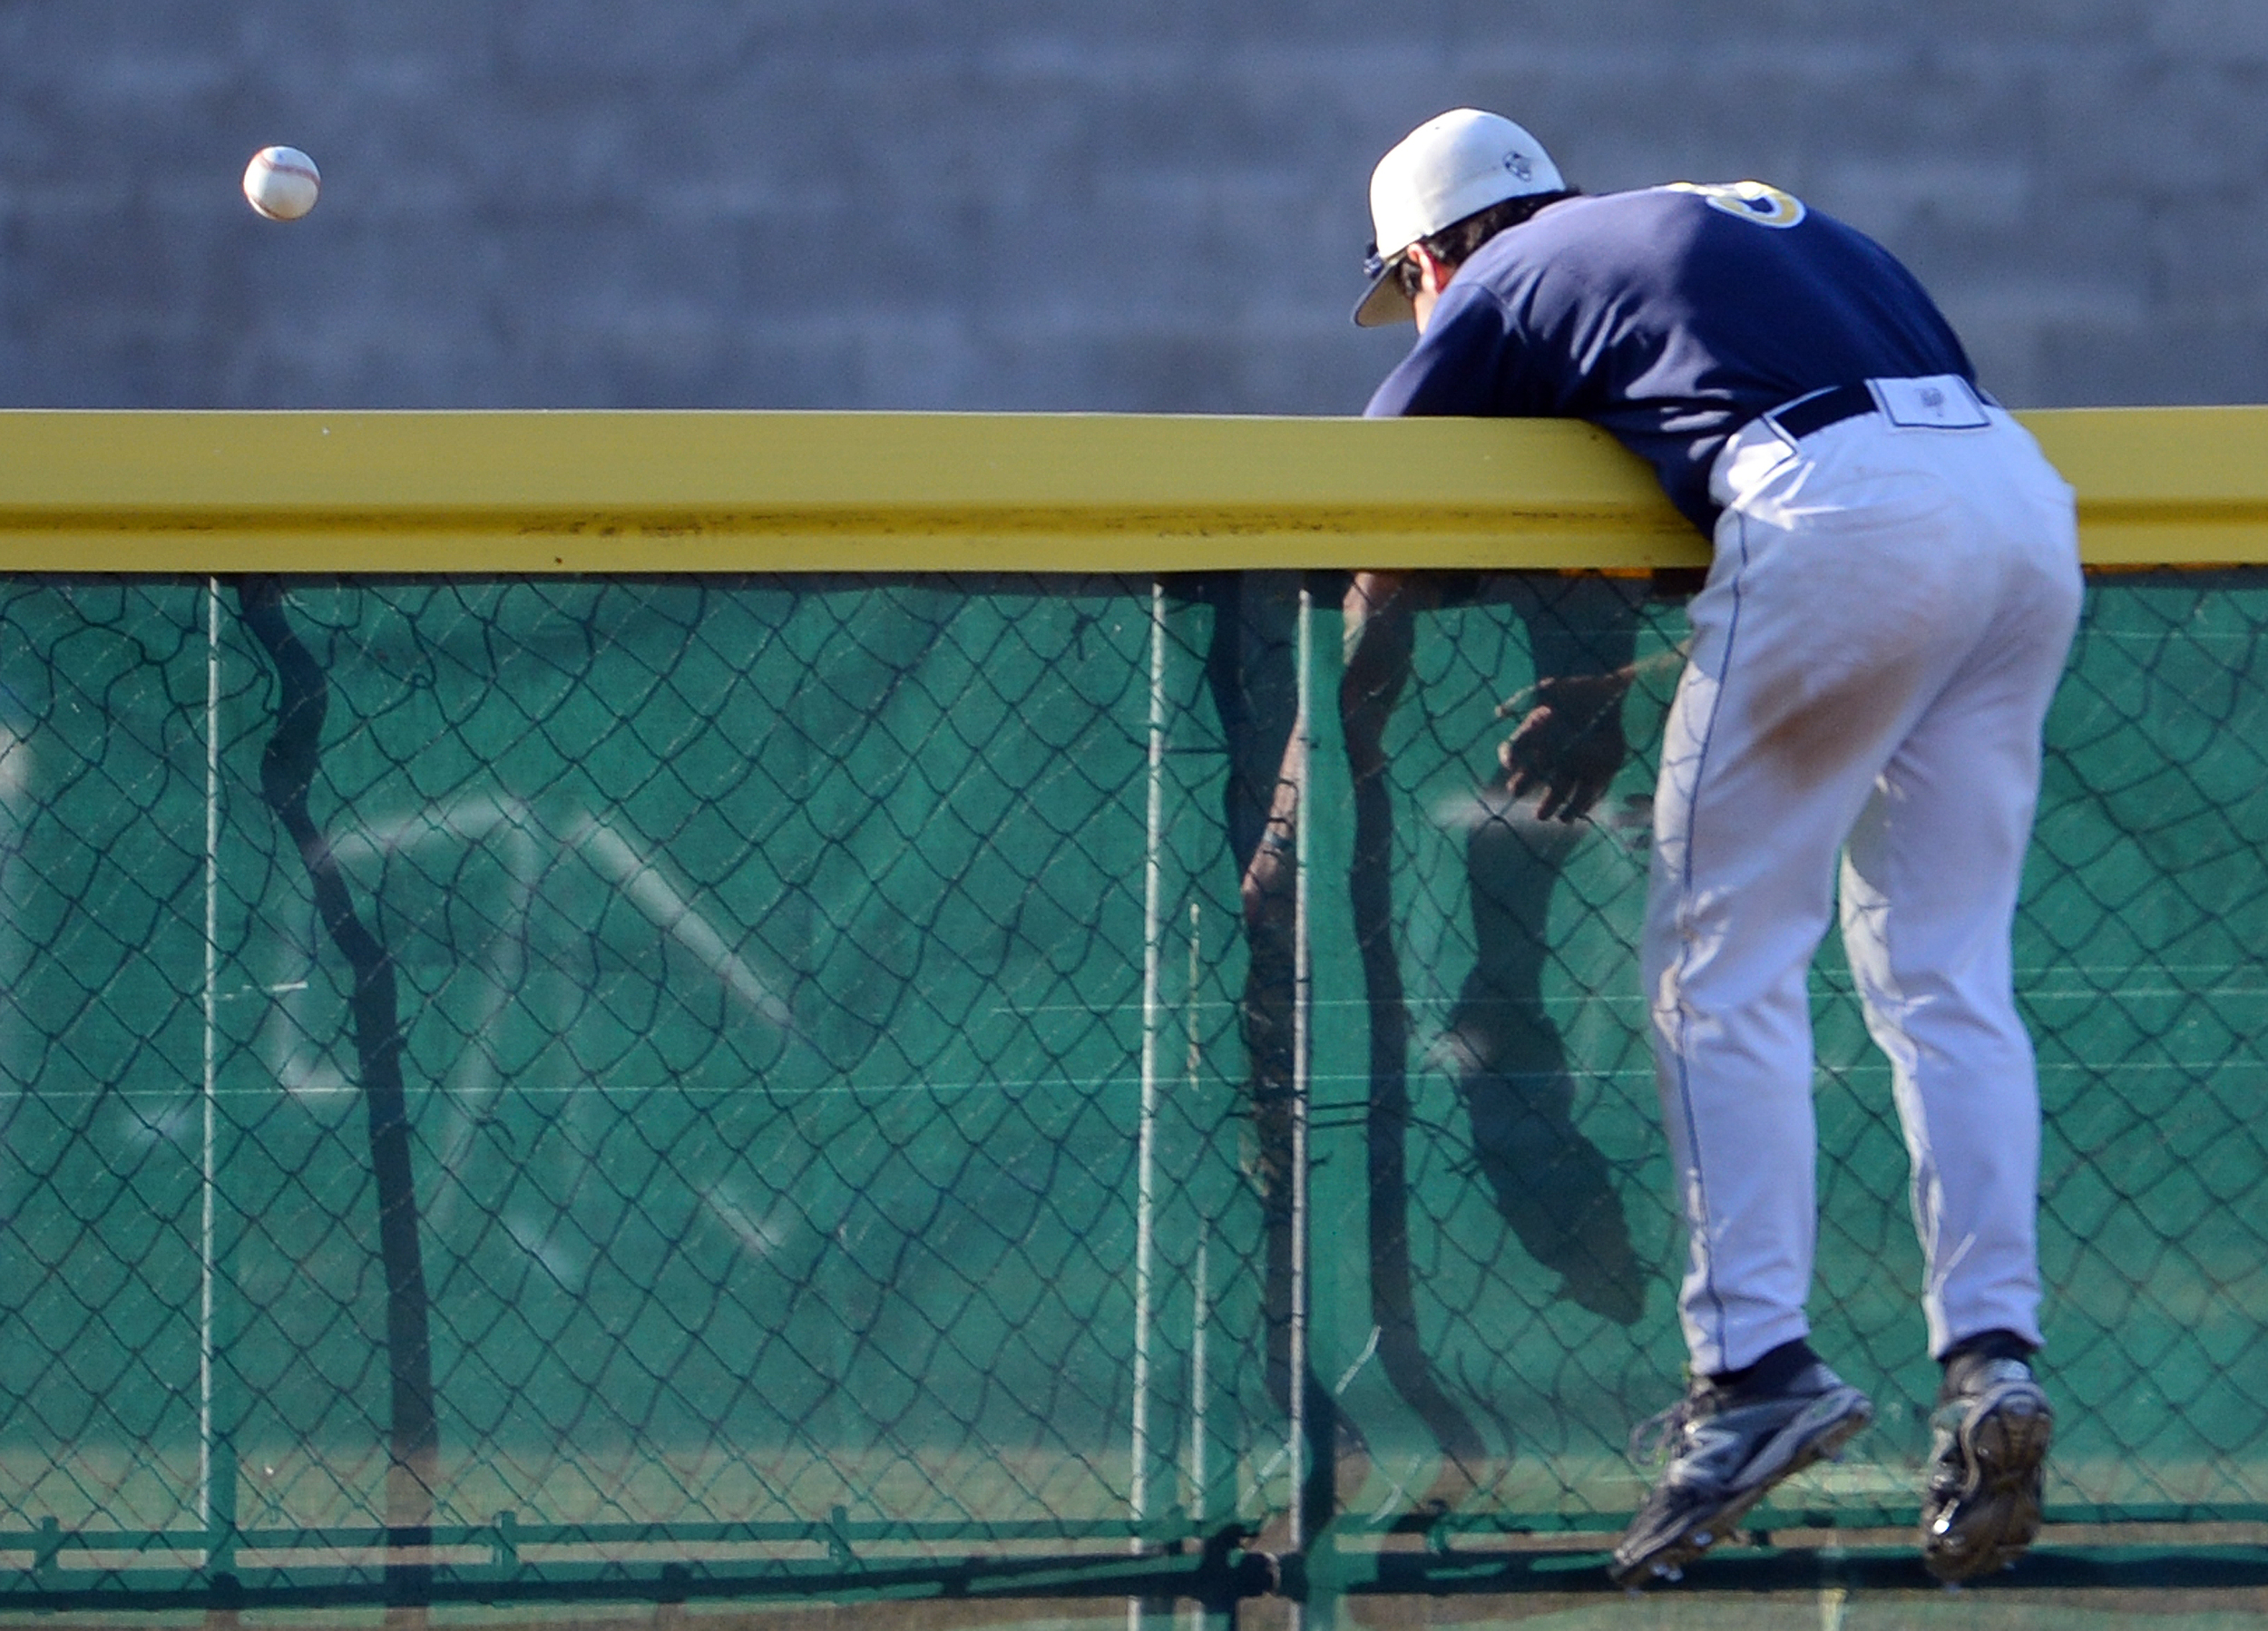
[{"xmin": 1667, "ymin": 181, "xmax": 1807, "ymax": 229}]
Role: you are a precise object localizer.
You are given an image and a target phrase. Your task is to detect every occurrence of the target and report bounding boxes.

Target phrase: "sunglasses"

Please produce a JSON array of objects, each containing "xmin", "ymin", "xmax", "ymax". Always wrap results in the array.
[{"xmin": 1364, "ymin": 240, "xmax": 1423, "ymax": 299}]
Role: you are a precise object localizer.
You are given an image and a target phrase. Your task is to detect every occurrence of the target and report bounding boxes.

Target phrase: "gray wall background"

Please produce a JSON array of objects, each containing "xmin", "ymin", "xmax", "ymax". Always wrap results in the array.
[{"xmin": 2, "ymin": 0, "xmax": 2263, "ymax": 413}]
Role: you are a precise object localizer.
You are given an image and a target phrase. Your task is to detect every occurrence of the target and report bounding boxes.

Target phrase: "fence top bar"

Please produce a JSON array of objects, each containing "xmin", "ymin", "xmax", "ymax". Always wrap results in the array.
[{"xmin": 0, "ymin": 405, "xmax": 2262, "ymax": 571}]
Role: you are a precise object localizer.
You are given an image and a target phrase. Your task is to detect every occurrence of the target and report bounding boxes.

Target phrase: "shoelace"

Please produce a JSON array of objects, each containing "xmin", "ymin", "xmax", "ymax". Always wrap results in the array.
[{"xmin": 1628, "ymin": 1393, "xmax": 1699, "ymax": 1464}]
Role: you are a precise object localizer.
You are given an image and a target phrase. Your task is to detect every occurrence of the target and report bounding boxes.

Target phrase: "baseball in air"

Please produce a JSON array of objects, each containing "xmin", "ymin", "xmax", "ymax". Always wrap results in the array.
[{"xmin": 242, "ymin": 146, "xmax": 320, "ymax": 220}]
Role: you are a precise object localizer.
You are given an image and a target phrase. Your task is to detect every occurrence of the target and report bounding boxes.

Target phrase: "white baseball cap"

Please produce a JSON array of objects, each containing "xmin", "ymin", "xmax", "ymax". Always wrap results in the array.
[{"xmin": 1354, "ymin": 108, "xmax": 1565, "ymax": 327}]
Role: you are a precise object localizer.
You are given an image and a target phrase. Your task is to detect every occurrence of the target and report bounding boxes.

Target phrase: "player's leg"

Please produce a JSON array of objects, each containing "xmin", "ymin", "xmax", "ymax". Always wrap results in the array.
[
  {"xmin": 1620, "ymin": 411, "xmax": 2073, "ymax": 1589},
  {"xmin": 1836, "ymin": 424, "xmax": 2080, "ymax": 1583},
  {"xmin": 1838, "ymin": 425, "xmax": 2081, "ymax": 1358},
  {"xmin": 1642, "ymin": 522, "xmax": 1906, "ymax": 1378},
  {"xmin": 1618, "ymin": 460, "xmax": 1970, "ymax": 1587},
  {"xmin": 1839, "ymin": 656, "xmax": 2069, "ymax": 1359},
  {"xmin": 1840, "ymin": 682, "xmax": 2060, "ymax": 1586},
  {"xmin": 1645, "ymin": 417, "xmax": 2033, "ymax": 1372}
]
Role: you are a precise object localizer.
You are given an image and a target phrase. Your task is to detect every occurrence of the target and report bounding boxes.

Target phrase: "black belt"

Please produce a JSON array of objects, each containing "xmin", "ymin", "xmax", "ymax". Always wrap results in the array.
[{"xmin": 1768, "ymin": 382, "xmax": 1876, "ymax": 439}]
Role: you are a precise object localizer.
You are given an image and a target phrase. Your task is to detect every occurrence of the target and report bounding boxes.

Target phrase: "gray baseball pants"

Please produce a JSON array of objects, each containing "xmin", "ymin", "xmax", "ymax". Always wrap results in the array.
[{"xmin": 1646, "ymin": 376, "xmax": 2084, "ymax": 1374}]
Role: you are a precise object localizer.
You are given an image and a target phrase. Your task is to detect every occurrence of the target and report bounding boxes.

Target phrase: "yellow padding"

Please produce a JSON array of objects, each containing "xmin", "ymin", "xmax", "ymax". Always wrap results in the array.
[{"xmin": 0, "ymin": 406, "xmax": 2261, "ymax": 571}]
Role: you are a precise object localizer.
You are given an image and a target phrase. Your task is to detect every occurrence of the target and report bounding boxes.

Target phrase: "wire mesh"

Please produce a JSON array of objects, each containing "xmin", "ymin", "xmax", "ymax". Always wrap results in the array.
[{"xmin": 0, "ymin": 568, "xmax": 2259, "ymax": 1606}]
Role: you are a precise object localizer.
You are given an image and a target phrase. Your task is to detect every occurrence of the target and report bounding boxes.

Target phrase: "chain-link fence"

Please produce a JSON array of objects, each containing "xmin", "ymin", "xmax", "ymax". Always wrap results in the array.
[{"xmin": 0, "ymin": 569, "xmax": 2261, "ymax": 1611}]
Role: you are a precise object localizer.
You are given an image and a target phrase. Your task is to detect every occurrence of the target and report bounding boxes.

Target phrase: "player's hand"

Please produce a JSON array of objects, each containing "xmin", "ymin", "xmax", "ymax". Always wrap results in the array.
[{"xmin": 1495, "ymin": 671, "xmax": 1635, "ymax": 823}]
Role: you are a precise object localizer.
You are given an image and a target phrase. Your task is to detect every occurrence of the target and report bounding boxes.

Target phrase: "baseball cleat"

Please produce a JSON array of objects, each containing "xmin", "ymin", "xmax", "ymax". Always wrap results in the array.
[
  {"xmin": 1920, "ymin": 1356, "xmax": 2053, "ymax": 1583},
  {"xmin": 1609, "ymin": 1362, "xmax": 1873, "ymax": 1589}
]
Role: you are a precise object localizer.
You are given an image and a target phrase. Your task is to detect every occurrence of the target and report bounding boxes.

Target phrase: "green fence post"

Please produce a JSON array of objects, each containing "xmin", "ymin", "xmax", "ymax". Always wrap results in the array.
[{"xmin": 205, "ymin": 1435, "xmax": 239, "ymax": 1584}]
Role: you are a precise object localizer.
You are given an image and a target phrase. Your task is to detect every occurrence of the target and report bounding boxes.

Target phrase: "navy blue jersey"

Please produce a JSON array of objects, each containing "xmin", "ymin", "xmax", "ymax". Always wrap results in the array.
[{"xmin": 1364, "ymin": 184, "xmax": 1976, "ymax": 533}]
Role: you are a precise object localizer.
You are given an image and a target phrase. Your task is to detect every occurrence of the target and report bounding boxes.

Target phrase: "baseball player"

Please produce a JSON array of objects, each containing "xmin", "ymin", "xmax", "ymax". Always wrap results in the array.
[{"xmin": 1354, "ymin": 109, "xmax": 2081, "ymax": 1587}]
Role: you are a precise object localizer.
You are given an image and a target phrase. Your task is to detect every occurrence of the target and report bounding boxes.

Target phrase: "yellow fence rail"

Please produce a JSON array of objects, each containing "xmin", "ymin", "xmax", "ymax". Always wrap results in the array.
[{"xmin": 0, "ymin": 406, "xmax": 2263, "ymax": 572}]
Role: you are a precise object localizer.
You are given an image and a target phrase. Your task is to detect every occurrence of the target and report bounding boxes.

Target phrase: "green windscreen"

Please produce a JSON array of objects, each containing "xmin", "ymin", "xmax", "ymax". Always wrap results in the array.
[{"xmin": 0, "ymin": 570, "xmax": 2259, "ymax": 1604}]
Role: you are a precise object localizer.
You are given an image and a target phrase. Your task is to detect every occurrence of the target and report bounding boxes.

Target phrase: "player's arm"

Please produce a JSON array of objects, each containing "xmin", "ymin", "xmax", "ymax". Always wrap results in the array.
[
  {"xmin": 1491, "ymin": 577, "xmax": 1634, "ymax": 822},
  {"xmin": 1368, "ymin": 288, "xmax": 1652, "ymax": 823},
  {"xmin": 1363, "ymin": 284, "xmax": 1536, "ymax": 419}
]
